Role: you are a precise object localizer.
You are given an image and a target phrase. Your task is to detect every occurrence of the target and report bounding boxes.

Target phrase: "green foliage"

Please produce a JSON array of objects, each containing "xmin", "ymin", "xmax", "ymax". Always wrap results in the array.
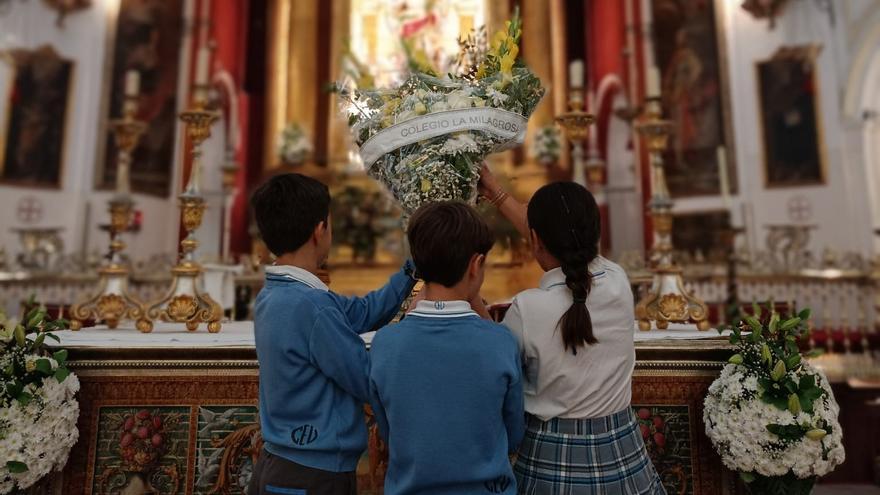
[
  {"xmin": 0, "ymin": 295, "xmax": 72, "ymax": 408},
  {"xmin": 721, "ymin": 302, "xmax": 824, "ymax": 428},
  {"xmin": 741, "ymin": 472, "xmax": 817, "ymax": 495}
]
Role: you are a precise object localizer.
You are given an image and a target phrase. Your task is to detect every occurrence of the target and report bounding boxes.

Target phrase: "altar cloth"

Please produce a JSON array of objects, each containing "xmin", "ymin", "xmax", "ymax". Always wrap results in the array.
[{"xmin": 48, "ymin": 321, "xmax": 729, "ymax": 348}]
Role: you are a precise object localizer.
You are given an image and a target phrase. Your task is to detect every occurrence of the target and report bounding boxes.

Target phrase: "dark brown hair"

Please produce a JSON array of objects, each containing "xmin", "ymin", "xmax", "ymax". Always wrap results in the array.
[
  {"xmin": 527, "ymin": 182, "xmax": 601, "ymax": 354},
  {"xmin": 407, "ymin": 201, "xmax": 495, "ymax": 287},
  {"xmin": 250, "ymin": 173, "xmax": 330, "ymax": 256}
]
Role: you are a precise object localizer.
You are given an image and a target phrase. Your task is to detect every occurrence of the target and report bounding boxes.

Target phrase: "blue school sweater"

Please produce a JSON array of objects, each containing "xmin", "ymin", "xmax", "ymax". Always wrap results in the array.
[
  {"xmin": 369, "ymin": 300, "xmax": 525, "ymax": 495},
  {"xmin": 254, "ymin": 263, "xmax": 415, "ymax": 472}
]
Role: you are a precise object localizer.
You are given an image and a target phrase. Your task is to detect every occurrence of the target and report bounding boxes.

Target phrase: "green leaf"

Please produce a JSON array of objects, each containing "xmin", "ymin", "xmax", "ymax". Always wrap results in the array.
[
  {"xmin": 728, "ymin": 354, "xmax": 743, "ymax": 365},
  {"xmin": 767, "ymin": 423, "xmax": 807, "ymax": 442},
  {"xmin": 6, "ymin": 382, "xmax": 22, "ymax": 399},
  {"xmin": 33, "ymin": 332, "xmax": 45, "ymax": 349},
  {"xmin": 798, "ymin": 308, "xmax": 812, "ymax": 321},
  {"xmin": 745, "ymin": 316, "xmax": 763, "ymax": 333},
  {"xmin": 806, "ymin": 349, "xmax": 824, "ymax": 358},
  {"xmin": 16, "ymin": 392, "xmax": 32, "ymax": 407},
  {"xmin": 788, "ymin": 394, "xmax": 802, "ymax": 414},
  {"xmin": 786, "ymin": 354, "xmax": 802, "ymax": 370},
  {"xmin": 34, "ymin": 358, "xmax": 52, "ymax": 375},
  {"xmin": 739, "ymin": 472, "xmax": 755, "ymax": 483},
  {"xmin": 5, "ymin": 460, "xmax": 28, "ymax": 473},
  {"xmin": 797, "ymin": 375, "xmax": 824, "ymax": 414},
  {"xmin": 54, "ymin": 366, "xmax": 70, "ymax": 383},
  {"xmin": 752, "ymin": 302, "xmax": 763, "ymax": 319},
  {"xmin": 53, "ymin": 349, "xmax": 68, "ymax": 364},
  {"xmin": 27, "ymin": 310, "xmax": 45, "ymax": 329},
  {"xmin": 780, "ymin": 317, "xmax": 802, "ymax": 331}
]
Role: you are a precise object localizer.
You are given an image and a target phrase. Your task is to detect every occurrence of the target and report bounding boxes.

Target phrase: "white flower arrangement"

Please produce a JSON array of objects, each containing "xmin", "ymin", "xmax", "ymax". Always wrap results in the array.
[
  {"xmin": 0, "ymin": 303, "xmax": 79, "ymax": 494},
  {"xmin": 277, "ymin": 123, "xmax": 313, "ymax": 165},
  {"xmin": 531, "ymin": 125, "xmax": 562, "ymax": 165},
  {"xmin": 704, "ymin": 306, "xmax": 844, "ymax": 493},
  {"xmin": 337, "ymin": 11, "xmax": 544, "ymax": 214}
]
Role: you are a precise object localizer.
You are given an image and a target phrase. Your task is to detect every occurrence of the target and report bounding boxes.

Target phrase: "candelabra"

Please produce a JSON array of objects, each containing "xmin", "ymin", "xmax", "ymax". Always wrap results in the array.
[
  {"xmin": 141, "ymin": 86, "xmax": 223, "ymax": 333},
  {"xmin": 70, "ymin": 95, "xmax": 148, "ymax": 331},
  {"xmin": 634, "ymin": 98, "xmax": 709, "ymax": 331},
  {"xmin": 555, "ymin": 89, "xmax": 597, "ymax": 189}
]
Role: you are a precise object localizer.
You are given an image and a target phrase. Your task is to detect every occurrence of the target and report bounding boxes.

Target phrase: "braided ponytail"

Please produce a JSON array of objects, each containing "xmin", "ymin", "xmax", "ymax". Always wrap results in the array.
[{"xmin": 527, "ymin": 182, "xmax": 602, "ymax": 355}]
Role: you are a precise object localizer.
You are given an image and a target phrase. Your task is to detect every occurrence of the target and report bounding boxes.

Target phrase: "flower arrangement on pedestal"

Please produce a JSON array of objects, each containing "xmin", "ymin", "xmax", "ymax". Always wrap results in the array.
[
  {"xmin": 277, "ymin": 123, "xmax": 313, "ymax": 166},
  {"xmin": 0, "ymin": 299, "xmax": 79, "ymax": 494},
  {"xmin": 338, "ymin": 10, "xmax": 544, "ymax": 214},
  {"xmin": 704, "ymin": 305, "xmax": 844, "ymax": 494},
  {"xmin": 531, "ymin": 125, "xmax": 562, "ymax": 165}
]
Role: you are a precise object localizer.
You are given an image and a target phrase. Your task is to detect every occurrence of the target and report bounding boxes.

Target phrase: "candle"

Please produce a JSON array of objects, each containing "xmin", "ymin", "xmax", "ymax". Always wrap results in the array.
[
  {"xmin": 717, "ymin": 146, "xmax": 730, "ymax": 207},
  {"xmin": 569, "ymin": 59, "xmax": 584, "ymax": 89},
  {"xmin": 195, "ymin": 47, "xmax": 210, "ymax": 86},
  {"xmin": 646, "ymin": 66, "xmax": 661, "ymax": 97},
  {"xmin": 124, "ymin": 70, "xmax": 140, "ymax": 97}
]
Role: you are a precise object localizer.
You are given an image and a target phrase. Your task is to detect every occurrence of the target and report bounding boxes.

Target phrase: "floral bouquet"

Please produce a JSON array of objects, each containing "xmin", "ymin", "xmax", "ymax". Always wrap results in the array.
[
  {"xmin": 338, "ymin": 11, "xmax": 544, "ymax": 213},
  {"xmin": 277, "ymin": 123, "xmax": 313, "ymax": 165},
  {"xmin": 704, "ymin": 305, "xmax": 844, "ymax": 494},
  {"xmin": 0, "ymin": 300, "xmax": 79, "ymax": 494},
  {"xmin": 531, "ymin": 125, "xmax": 562, "ymax": 165}
]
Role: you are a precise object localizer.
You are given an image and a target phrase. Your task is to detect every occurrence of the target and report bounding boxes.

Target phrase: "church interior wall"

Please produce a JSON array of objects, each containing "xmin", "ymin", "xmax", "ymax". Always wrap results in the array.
[
  {"xmin": 0, "ymin": 0, "xmax": 192, "ymax": 266},
  {"xmin": 713, "ymin": 0, "xmax": 875, "ymax": 256}
]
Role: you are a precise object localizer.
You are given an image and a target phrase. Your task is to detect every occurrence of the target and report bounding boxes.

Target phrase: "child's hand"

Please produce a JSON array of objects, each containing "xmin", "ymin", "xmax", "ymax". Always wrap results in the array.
[{"xmin": 478, "ymin": 163, "xmax": 502, "ymax": 199}]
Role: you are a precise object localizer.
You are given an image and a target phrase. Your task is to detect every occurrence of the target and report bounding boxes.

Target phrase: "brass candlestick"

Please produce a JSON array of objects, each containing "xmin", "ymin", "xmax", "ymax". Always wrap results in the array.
[
  {"xmin": 555, "ymin": 89, "xmax": 596, "ymax": 189},
  {"xmin": 141, "ymin": 87, "xmax": 223, "ymax": 333},
  {"xmin": 634, "ymin": 98, "xmax": 709, "ymax": 331},
  {"xmin": 70, "ymin": 95, "xmax": 148, "ymax": 331}
]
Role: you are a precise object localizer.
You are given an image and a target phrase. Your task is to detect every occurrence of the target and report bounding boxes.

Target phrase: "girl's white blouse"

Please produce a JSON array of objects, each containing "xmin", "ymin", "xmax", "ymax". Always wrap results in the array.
[{"xmin": 502, "ymin": 256, "xmax": 635, "ymax": 420}]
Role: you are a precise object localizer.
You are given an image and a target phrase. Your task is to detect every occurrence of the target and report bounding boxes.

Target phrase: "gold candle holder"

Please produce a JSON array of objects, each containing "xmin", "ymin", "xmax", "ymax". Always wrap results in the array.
[
  {"xmin": 141, "ymin": 87, "xmax": 223, "ymax": 333},
  {"xmin": 634, "ymin": 98, "xmax": 709, "ymax": 331},
  {"xmin": 70, "ymin": 95, "xmax": 148, "ymax": 331},
  {"xmin": 555, "ymin": 89, "xmax": 596, "ymax": 189}
]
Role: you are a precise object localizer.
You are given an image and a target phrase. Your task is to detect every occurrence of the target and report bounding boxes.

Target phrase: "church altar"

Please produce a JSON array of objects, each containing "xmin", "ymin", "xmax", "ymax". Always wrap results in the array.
[{"xmin": 52, "ymin": 322, "xmax": 737, "ymax": 495}]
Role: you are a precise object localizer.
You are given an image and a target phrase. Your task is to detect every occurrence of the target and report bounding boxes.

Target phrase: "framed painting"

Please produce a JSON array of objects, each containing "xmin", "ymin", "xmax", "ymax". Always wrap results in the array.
[
  {"xmin": 651, "ymin": 0, "xmax": 737, "ymax": 197},
  {"xmin": 0, "ymin": 45, "xmax": 74, "ymax": 188},
  {"xmin": 757, "ymin": 45, "xmax": 825, "ymax": 187},
  {"xmin": 671, "ymin": 210, "xmax": 731, "ymax": 262},
  {"xmin": 95, "ymin": 0, "xmax": 184, "ymax": 197}
]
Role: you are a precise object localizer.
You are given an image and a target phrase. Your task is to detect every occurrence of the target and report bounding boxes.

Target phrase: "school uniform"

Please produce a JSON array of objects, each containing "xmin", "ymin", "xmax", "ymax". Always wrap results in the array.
[
  {"xmin": 369, "ymin": 300, "xmax": 525, "ymax": 495},
  {"xmin": 503, "ymin": 257, "xmax": 666, "ymax": 495},
  {"xmin": 248, "ymin": 263, "xmax": 416, "ymax": 495}
]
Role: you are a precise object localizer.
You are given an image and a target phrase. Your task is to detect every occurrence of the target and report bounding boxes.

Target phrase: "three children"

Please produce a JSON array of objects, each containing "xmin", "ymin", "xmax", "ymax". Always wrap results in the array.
[{"xmin": 249, "ymin": 172, "xmax": 661, "ymax": 495}]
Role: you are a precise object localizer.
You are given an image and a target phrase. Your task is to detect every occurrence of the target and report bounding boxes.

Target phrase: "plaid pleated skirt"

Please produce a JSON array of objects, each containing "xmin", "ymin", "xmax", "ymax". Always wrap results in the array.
[{"xmin": 514, "ymin": 409, "xmax": 667, "ymax": 495}]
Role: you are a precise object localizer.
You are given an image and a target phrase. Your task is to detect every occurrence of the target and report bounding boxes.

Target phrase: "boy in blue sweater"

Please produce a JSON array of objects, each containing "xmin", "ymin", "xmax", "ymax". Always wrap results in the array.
[
  {"xmin": 248, "ymin": 173, "xmax": 417, "ymax": 495},
  {"xmin": 369, "ymin": 201, "xmax": 525, "ymax": 495}
]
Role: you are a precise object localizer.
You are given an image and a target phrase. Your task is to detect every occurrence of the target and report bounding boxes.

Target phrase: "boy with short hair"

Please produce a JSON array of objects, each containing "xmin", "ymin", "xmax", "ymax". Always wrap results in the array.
[
  {"xmin": 369, "ymin": 201, "xmax": 525, "ymax": 495},
  {"xmin": 248, "ymin": 173, "xmax": 417, "ymax": 495}
]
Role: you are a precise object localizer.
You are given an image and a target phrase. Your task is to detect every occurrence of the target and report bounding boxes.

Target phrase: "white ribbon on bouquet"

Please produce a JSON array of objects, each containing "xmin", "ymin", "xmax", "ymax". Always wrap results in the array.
[{"xmin": 359, "ymin": 107, "xmax": 529, "ymax": 167}]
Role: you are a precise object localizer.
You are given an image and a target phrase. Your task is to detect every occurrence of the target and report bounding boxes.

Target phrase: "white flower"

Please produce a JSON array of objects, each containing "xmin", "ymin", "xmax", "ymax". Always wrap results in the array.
[
  {"xmin": 447, "ymin": 90, "xmax": 474, "ymax": 109},
  {"xmin": 486, "ymin": 87, "xmax": 509, "ymax": 106},
  {"xmin": 0, "ymin": 357, "xmax": 79, "ymax": 494},
  {"xmin": 704, "ymin": 363, "xmax": 844, "ymax": 480}
]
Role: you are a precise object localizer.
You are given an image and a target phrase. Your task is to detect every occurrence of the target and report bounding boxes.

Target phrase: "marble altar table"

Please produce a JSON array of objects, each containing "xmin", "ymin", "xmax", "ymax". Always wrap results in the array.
[{"xmin": 51, "ymin": 322, "xmax": 737, "ymax": 495}]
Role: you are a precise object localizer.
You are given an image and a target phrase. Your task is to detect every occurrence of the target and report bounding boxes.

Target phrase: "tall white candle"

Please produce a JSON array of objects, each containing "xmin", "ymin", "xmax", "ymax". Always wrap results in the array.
[
  {"xmin": 717, "ymin": 146, "xmax": 730, "ymax": 207},
  {"xmin": 646, "ymin": 66, "xmax": 661, "ymax": 97},
  {"xmin": 195, "ymin": 47, "xmax": 210, "ymax": 86},
  {"xmin": 124, "ymin": 70, "xmax": 140, "ymax": 97},
  {"xmin": 569, "ymin": 59, "xmax": 584, "ymax": 89}
]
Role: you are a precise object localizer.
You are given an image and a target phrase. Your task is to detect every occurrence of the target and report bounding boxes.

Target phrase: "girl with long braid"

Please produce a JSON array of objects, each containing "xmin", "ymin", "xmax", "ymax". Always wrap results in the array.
[{"xmin": 479, "ymin": 167, "xmax": 665, "ymax": 494}]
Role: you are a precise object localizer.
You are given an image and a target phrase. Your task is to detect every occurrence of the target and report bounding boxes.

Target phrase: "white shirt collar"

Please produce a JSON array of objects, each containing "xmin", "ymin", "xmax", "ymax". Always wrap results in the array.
[
  {"xmin": 265, "ymin": 265, "xmax": 329, "ymax": 291},
  {"xmin": 538, "ymin": 259, "xmax": 608, "ymax": 290},
  {"xmin": 408, "ymin": 300, "xmax": 478, "ymax": 318}
]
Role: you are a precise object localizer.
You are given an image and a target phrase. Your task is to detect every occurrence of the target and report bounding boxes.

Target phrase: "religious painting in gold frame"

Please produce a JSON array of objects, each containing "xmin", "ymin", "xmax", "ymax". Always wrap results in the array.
[
  {"xmin": 651, "ymin": 0, "xmax": 738, "ymax": 198},
  {"xmin": 94, "ymin": 0, "xmax": 184, "ymax": 197},
  {"xmin": 0, "ymin": 45, "xmax": 74, "ymax": 189},
  {"xmin": 756, "ymin": 45, "xmax": 826, "ymax": 188}
]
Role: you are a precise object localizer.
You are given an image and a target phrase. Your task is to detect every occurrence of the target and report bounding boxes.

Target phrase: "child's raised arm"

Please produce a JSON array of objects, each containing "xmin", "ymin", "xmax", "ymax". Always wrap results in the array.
[{"xmin": 329, "ymin": 260, "xmax": 418, "ymax": 333}]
